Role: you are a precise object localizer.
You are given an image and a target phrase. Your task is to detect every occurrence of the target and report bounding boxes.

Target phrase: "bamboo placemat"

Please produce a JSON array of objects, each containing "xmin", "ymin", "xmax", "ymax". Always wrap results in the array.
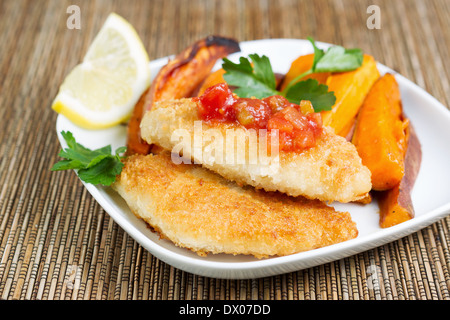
[{"xmin": 0, "ymin": 0, "xmax": 449, "ymax": 300}]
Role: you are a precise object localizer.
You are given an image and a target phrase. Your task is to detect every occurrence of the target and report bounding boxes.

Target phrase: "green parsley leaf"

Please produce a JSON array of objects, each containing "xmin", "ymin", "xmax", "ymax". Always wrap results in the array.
[
  {"xmin": 285, "ymin": 79, "xmax": 336, "ymax": 112},
  {"xmin": 50, "ymin": 159, "xmax": 79, "ymax": 171},
  {"xmin": 222, "ymin": 54, "xmax": 279, "ymax": 98},
  {"xmin": 77, "ymin": 157, "xmax": 124, "ymax": 186},
  {"xmin": 115, "ymin": 146, "xmax": 127, "ymax": 157},
  {"xmin": 51, "ymin": 131, "xmax": 126, "ymax": 186},
  {"xmin": 307, "ymin": 36, "xmax": 324, "ymax": 71},
  {"xmin": 314, "ymin": 45, "xmax": 363, "ymax": 73},
  {"xmin": 57, "ymin": 131, "xmax": 112, "ymax": 169},
  {"xmin": 249, "ymin": 54, "xmax": 277, "ymax": 90}
]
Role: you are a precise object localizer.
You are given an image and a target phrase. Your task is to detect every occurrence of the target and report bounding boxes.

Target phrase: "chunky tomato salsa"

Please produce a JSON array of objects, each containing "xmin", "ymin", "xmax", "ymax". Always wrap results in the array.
[{"xmin": 194, "ymin": 83, "xmax": 323, "ymax": 152}]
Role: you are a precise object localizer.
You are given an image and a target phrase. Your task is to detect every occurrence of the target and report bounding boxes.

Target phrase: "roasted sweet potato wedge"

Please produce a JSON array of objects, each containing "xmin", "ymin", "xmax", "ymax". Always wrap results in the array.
[
  {"xmin": 197, "ymin": 68, "xmax": 227, "ymax": 96},
  {"xmin": 377, "ymin": 123, "xmax": 421, "ymax": 228},
  {"xmin": 279, "ymin": 53, "xmax": 330, "ymax": 91},
  {"xmin": 147, "ymin": 36, "xmax": 240, "ymax": 106},
  {"xmin": 352, "ymin": 74, "xmax": 408, "ymax": 191},
  {"xmin": 321, "ymin": 54, "xmax": 380, "ymax": 137},
  {"xmin": 126, "ymin": 35, "xmax": 240, "ymax": 155},
  {"xmin": 126, "ymin": 87, "xmax": 152, "ymax": 155}
]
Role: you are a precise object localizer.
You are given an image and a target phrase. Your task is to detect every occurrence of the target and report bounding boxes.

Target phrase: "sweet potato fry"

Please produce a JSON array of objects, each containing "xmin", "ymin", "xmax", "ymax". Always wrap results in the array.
[
  {"xmin": 126, "ymin": 87, "xmax": 152, "ymax": 155},
  {"xmin": 278, "ymin": 53, "xmax": 331, "ymax": 92},
  {"xmin": 352, "ymin": 74, "xmax": 408, "ymax": 191},
  {"xmin": 197, "ymin": 68, "xmax": 226, "ymax": 96},
  {"xmin": 321, "ymin": 54, "xmax": 380, "ymax": 137},
  {"xmin": 377, "ymin": 123, "xmax": 421, "ymax": 228},
  {"xmin": 342, "ymin": 118, "xmax": 356, "ymax": 141},
  {"xmin": 126, "ymin": 35, "xmax": 240, "ymax": 155},
  {"xmin": 147, "ymin": 36, "xmax": 240, "ymax": 105}
]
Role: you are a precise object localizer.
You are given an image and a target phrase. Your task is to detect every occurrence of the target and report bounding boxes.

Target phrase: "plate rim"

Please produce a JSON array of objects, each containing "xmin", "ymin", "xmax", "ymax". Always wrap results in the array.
[{"xmin": 55, "ymin": 38, "xmax": 450, "ymax": 279}]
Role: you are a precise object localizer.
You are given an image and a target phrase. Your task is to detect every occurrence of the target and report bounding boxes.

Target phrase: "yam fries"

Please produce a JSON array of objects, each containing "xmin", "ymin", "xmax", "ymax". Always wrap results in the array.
[
  {"xmin": 279, "ymin": 53, "xmax": 330, "ymax": 91},
  {"xmin": 321, "ymin": 55, "xmax": 380, "ymax": 137},
  {"xmin": 352, "ymin": 74, "xmax": 409, "ymax": 191},
  {"xmin": 378, "ymin": 123, "xmax": 421, "ymax": 228},
  {"xmin": 351, "ymin": 73, "xmax": 421, "ymax": 227},
  {"xmin": 282, "ymin": 50, "xmax": 421, "ymax": 227}
]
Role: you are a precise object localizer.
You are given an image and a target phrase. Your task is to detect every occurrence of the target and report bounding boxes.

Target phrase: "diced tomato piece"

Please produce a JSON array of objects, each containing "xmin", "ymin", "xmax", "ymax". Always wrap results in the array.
[
  {"xmin": 307, "ymin": 112, "xmax": 323, "ymax": 130},
  {"xmin": 267, "ymin": 114, "xmax": 294, "ymax": 133},
  {"xmin": 279, "ymin": 131, "xmax": 293, "ymax": 151},
  {"xmin": 263, "ymin": 95, "xmax": 290, "ymax": 113},
  {"xmin": 279, "ymin": 106, "xmax": 310, "ymax": 130},
  {"xmin": 195, "ymin": 83, "xmax": 237, "ymax": 121},
  {"xmin": 293, "ymin": 129, "xmax": 315, "ymax": 150},
  {"xmin": 233, "ymin": 98, "xmax": 272, "ymax": 129}
]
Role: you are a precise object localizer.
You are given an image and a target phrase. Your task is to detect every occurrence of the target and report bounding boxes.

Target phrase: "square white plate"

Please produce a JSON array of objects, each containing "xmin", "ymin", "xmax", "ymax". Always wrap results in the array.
[{"xmin": 55, "ymin": 39, "xmax": 450, "ymax": 279}]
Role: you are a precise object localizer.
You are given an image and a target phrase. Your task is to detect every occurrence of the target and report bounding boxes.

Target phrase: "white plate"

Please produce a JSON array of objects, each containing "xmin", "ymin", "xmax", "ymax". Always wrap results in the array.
[{"xmin": 55, "ymin": 39, "xmax": 450, "ymax": 279}]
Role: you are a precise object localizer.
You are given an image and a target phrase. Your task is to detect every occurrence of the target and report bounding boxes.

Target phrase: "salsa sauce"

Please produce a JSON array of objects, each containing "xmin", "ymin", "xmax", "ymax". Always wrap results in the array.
[{"xmin": 194, "ymin": 83, "xmax": 323, "ymax": 152}]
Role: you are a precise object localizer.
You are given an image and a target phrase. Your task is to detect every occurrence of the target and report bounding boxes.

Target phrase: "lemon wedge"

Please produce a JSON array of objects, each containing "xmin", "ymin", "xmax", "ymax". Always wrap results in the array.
[{"xmin": 52, "ymin": 13, "xmax": 150, "ymax": 129}]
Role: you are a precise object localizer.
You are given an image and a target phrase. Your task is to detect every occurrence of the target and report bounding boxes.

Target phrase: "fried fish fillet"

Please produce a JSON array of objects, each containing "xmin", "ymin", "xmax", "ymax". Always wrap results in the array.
[
  {"xmin": 140, "ymin": 99, "xmax": 372, "ymax": 203},
  {"xmin": 113, "ymin": 153, "xmax": 358, "ymax": 258}
]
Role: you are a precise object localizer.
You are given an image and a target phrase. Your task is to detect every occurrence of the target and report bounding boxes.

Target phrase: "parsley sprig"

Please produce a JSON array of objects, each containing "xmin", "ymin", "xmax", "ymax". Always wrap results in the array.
[
  {"xmin": 51, "ymin": 131, "xmax": 126, "ymax": 186},
  {"xmin": 222, "ymin": 37, "xmax": 364, "ymax": 112},
  {"xmin": 222, "ymin": 54, "xmax": 279, "ymax": 99}
]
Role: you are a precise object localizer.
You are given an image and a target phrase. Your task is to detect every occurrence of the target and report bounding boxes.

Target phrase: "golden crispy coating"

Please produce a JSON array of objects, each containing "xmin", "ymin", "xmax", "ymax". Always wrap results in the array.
[
  {"xmin": 140, "ymin": 99, "xmax": 372, "ymax": 203},
  {"xmin": 113, "ymin": 153, "xmax": 358, "ymax": 258}
]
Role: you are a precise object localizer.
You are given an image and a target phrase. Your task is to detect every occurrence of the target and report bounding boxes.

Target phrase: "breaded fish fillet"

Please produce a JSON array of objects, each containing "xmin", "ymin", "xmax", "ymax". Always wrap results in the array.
[
  {"xmin": 140, "ymin": 99, "xmax": 372, "ymax": 203},
  {"xmin": 113, "ymin": 153, "xmax": 358, "ymax": 258}
]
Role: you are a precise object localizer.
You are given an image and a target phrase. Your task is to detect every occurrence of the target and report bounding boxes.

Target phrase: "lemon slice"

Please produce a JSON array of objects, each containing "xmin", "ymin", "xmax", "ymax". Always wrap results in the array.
[{"xmin": 52, "ymin": 13, "xmax": 150, "ymax": 129}]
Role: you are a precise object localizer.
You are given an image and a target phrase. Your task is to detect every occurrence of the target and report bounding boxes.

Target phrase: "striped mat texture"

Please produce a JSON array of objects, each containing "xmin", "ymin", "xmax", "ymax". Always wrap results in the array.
[{"xmin": 0, "ymin": 0, "xmax": 449, "ymax": 300}]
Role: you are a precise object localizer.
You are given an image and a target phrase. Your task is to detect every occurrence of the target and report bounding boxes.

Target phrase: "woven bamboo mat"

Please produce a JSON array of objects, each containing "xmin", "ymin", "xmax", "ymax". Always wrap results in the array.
[{"xmin": 0, "ymin": 0, "xmax": 449, "ymax": 300}]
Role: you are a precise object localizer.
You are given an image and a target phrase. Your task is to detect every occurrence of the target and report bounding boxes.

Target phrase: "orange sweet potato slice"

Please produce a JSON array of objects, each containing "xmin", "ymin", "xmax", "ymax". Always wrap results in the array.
[
  {"xmin": 352, "ymin": 73, "xmax": 408, "ymax": 191},
  {"xmin": 321, "ymin": 54, "xmax": 380, "ymax": 137},
  {"xmin": 197, "ymin": 68, "xmax": 227, "ymax": 96},
  {"xmin": 278, "ymin": 53, "xmax": 330, "ymax": 92},
  {"xmin": 126, "ymin": 87, "xmax": 152, "ymax": 155},
  {"xmin": 377, "ymin": 122, "xmax": 421, "ymax": 228}
]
